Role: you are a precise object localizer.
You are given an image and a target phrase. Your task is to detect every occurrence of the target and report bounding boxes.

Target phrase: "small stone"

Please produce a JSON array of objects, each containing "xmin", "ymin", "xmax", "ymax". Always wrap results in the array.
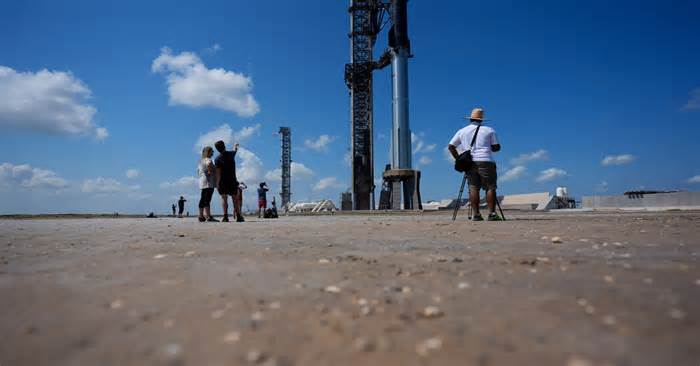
[
  {"xmin": 357, "ymin": 298, "xmax": 369, "ymax": 306},
  {"xmin": 457, "ymin": 282, "xmax": 471, "ymax": 290},
  {"xmin": 269, "ymin": 301, "xmax": 281, "ymax": 310},
  {"xmin": 110, "ymin": 299, "xmax": 124, "ymax": 309},
  {"xmin": 643, "ymin": 278, "xmax": 653, "ymax": 285},
  {"xmin": 566, "ymin": 356, "xmax": 594, "ymax": 366},
  {"xmin": 695, "ymin": 279, "xmax": 700, "ymax": 286},
  {"xmin": 223, "ymin": 331, "xmax": 241, "ymax": 343},
  {"xmin": 211, "ymin": 309, "xmax": 225, "ymax": 319},
  {"xmin": 246, "ymin": 349, "xmax": 264, "ymax": 363},
  {"xmin": 164, "ymin": 343, "xmax": 182, "ymax": 358},
  {"xmin": 324, "ymin": 285, "xmax": 341, "ymax": 294},
  {"xmin": 419, "ymin": 306, "xmax": 443, "ymax": 319},
  {"xmin": 585, "ymin": 305, "xmax": 595, "ymax": 315},
  {"xmin": 416, "ymin": 337, "xmax": 443, "ymax": 356},
  {"xmin": 670, "ymin": 308, "xmax": 685, "ymax": 320},
  {"xmin": 353, "ymin": 337, "xmax": 375, "ymax": 352},
  {"xmin": 577, "ymin": 298, "xmax": 588, "ymax": 307},
  {"xmin": 551, "ymin": 236, "xmax": 563, "ymax": 244},
  {"xmin": 578, "ymin": 238, "xmax": 590, "ymax": 242},
  {"xmin": 602, "ymin": 315, "xmax": 616, "ymax": 325},
  {"xmin": 604, "ymin": 275, "xmax": 615, "ymax": 284},
  {"xmin": 251, "ymin": 311, "xmax": 264, "ymax": 321},
  {"xmin": 541, "ymin": 236, "xmax": 548, "ymax": 240},
  {"xmin": 153, "ymin": 254, "xmax": 167, "ymax": 259},
  {"xmin": 402, "ymin": 286, "xmax": 412, "ymax": 294},
  {"xmin": 529, "ymin": 268, "xmax": 537, "ymax": 273},
  {"xmin": 361, "ymin": 306, "xmax": 372, "ymax": 316},
  {"xmin": 184, "ymin": 251, "xmax": 196, "ymax": 257},
  {"xmin": 318, "ymin": 258, "xmax": 330, "ymax": 264},
  {"xmin": 163, "ymin": 319, "xmax": 174, "ymax": 328}
]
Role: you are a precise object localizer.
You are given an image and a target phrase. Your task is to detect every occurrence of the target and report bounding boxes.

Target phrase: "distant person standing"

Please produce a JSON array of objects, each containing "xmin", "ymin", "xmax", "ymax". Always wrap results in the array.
[
  {"xmin": 447, "ymin": 107, "xmax": 502, "ymax": 221},
  {"xmin": 197, "ymin": 146, "xmax": 218, "ymax": 222},
  {"xmin": 214, "ymin": 140, "xmax": 244, "ymax": 223},
  {"xmin": 171, "ymin": 204, "xmax": 176, "ymax": 216},
  {"xmin": 177, "ymin": 196, "xmax": 187, "ymax": 218},
  {"xmin": 257, "ymin": 182, "xmax": 269, "ymax": 218}
]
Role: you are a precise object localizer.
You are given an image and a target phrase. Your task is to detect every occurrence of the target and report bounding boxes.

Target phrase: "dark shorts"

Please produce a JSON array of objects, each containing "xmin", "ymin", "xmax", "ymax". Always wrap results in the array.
[
  {"xmin": 217, "ymin": 180, "xmax": 238, "ymax": 196},
  {"xmin": 258, "ymin": 199, "xmax": 267, "ymax": 209},
  {"xmin": 468, "ymin": 161, "xmax": 497, "ymax": 191},
  {"xmin": 199, "ymin": 188, "xmax": 214, "ymax": 208}
]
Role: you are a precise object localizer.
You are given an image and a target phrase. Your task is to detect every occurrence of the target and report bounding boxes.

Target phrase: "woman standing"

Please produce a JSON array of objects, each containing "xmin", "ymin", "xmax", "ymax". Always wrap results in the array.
[{"xmin": 197, "ymin": 146, "xmax": 218, "ymax": 222}]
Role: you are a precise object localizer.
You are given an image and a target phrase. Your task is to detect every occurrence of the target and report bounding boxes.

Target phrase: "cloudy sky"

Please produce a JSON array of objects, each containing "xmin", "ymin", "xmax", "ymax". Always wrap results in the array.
[{"xmin": 1, "ymin": 0, "xmax": 699, "ymax": 214}]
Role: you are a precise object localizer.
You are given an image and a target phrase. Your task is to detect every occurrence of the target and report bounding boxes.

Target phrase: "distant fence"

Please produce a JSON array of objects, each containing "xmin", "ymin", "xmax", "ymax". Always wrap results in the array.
[{"xmin": 582, "ymin": 191, "xmax": 700, "ymax": 210}]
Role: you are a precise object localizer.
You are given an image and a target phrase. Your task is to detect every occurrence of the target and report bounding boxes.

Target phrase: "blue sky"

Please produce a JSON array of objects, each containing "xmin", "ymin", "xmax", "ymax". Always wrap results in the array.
[{"xmin": 0, "ymin": 0, "xmax": 698, "ymax": 214}]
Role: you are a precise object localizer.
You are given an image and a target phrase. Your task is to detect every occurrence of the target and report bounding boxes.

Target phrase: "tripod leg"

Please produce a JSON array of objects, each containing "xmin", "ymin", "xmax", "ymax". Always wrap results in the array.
[
  {"xmin": 495, "ymin": 191, "xmax": 506, "ymax": 220},
  {"xmin": 452, "ymin": 174, "xmax": 467, "ymax": 221}
]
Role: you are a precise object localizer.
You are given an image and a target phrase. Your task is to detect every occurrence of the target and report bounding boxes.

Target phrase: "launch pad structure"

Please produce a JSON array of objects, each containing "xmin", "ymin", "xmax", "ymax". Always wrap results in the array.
[
  {"xmin": 345, "ymin": 0, "xmax": 421, "ymax": 210},
  {"xmin": 279, "ymin": 127, "xmax": 291, "ymax": 210}
]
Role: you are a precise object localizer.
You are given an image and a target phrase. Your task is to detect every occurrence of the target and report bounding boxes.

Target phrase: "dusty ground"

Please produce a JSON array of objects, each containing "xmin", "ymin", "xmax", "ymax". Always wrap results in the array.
[{"xmin": 0, "ymin": 211, "xmax": 698, "ymax": 366}]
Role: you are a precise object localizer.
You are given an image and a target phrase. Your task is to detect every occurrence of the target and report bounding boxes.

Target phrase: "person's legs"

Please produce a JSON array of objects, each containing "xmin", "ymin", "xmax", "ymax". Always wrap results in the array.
[
  {"xmin": 486, "ymin": 189, "xmax": 496, "ymax": 215},
  {"xmin": 221, "ymin": 194, "xmax": 229, "ymax": 221},
  {"xmin": 467, "ymin": 164, "xmax": 482, "ymax": 219},
  {"xmin": 198, "ymin": 190, "xmax": 207, "ymax": 220},
  {"xmin": 469, "ymin": 188, "xmax": 481, "ymax": 217},
  {"xmin": 234, "ymin": 192, "xmax": 244, "ymax": 222}
]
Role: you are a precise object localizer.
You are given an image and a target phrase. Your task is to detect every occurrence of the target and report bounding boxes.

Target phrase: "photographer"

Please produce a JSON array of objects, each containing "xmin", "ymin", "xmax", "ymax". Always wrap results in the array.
[
  {"xmin": 257, "ymin": 182, "xmax": 269, "ymax": 218},
  {"xmin": 448, "ymin": 107, "xmax": 502, "ymax": 221}
]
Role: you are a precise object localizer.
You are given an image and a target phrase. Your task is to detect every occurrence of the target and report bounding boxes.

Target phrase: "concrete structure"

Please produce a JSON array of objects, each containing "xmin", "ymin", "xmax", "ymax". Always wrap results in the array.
[
  {"xmin": 288, "ymin": 200, "xmax": 337, "ymax": 213},
  {"xmin": 279, "ymin": 127, "xmax": 291, "ymax": 210},
  {"xmin": 583, "ymin": 191, "xmax": 700, "ymax": 210}
]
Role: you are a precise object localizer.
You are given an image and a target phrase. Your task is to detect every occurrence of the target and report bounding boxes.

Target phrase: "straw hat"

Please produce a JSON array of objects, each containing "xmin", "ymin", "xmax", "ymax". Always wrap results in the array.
[{"xmin": 464, "ymin": 107, "xmax": 489, "ymax": 121}]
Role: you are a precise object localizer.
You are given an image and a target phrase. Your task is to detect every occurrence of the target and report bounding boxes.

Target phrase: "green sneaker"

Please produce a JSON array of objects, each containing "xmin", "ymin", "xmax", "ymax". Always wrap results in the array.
[
  {"xmin": 487, "ymin": 213, "xmax": 503, "ymax": 221},
  {"xmin": 471, "ymin": 214, "xmax": 484, "ymax": 221}
]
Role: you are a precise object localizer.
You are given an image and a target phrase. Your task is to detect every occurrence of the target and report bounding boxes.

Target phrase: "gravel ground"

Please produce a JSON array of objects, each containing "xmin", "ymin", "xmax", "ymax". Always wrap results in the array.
[{"xmin": 0, "ymin": 211, "xmax": 698, "ymax": 366}]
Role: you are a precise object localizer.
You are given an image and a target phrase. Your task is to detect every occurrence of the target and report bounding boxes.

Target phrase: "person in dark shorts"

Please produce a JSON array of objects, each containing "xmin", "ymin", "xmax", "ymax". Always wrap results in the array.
[
  {"xmin": 171, "ymin": 203, "xmax": 176, "ymax": 216},
  {"xmin": 257, "ymin": 182, "xmax": 269, "ymax": 218},
  {"xmin": 214, "ymin": 140, "xmax": 244, "ymax": 222},
  {"xmin": 177, "ymin": 196, "xmax": 187, "ymax": 217},
  {"xmin": 448, "ymin": 107, "xmax": 502, "ymax": 221}
]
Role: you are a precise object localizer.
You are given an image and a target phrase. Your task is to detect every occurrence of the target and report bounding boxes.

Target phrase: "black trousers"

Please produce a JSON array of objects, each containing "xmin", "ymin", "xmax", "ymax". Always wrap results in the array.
[{"xmin": 199, "ymin": 188, "xmax": 214, "ymax": 209}]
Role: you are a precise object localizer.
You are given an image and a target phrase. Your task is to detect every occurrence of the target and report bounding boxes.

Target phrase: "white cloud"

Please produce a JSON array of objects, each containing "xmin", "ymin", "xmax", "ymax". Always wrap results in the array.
[
  {"xmin": 152, "ymin": 47, "xmax": 259, "ymax": 117},
  {"xmin": 536, "ymin": 168, "xmax": 567, "ymax": 183},
  {"xmin": 687, "ymin": 175, "xmax": 700, "ymax": 184},
  {"xmin": 82, "ymin": 177, "xmax": 139, "ymax": 194},
  {"xmin": 304, "ymin": 135, "xmax": 335, "ymax": 152},
  {"xmin": 160, "ymin": 176, "xmax": 198, "ymax": 189},
  {"xmin": 125, "ymin": 169, "xmax": 140, "ymax": 179},
  {"xmin": 511, "ymin": 149, "xmax": 548, "ymax": 165},
  {"xmin": 264, "ymin": 162, "xmax": 314, "ymax": 182},
  {"xmin": 601, "ymin": 154, "xmax": 635, "ymax": 166},
  {"xmin": 313, "ymin": 176, "xmax": 344, "ymax": 191},
  {"xmin": 0, "ymin": 162, "xmax": 68, "ymax": 189},
  {"xmin": 417, "ymin": 156, "xmax": 432, "ymax": 166},
  {"xmin": 236, "ymin": 147, "xmax": 264, "ymax": 184},
  {"xmin": 501, "ymin": 166, "xmax": 526, "ymax": 182},
  {"xmin": 193, "ymin": 123, "xmax": 261, "ymax": 153},
  {"xmin": 344, "ymin": 151, "xmax": 352, "ymax": 167},
  {"xmin": 411, "ymin": 132, "xmax": 436, "ymax": 154},
  {"xmin": 0, "ymin": 66, "xmax": 106, "ymax": 139},
  {"xmin": 597, "ymin": 180, "xmax": 609, "ymax": 192},
  {"xmin": 682, "ymin": 88, "xmax": 700, "ymax": 111}
]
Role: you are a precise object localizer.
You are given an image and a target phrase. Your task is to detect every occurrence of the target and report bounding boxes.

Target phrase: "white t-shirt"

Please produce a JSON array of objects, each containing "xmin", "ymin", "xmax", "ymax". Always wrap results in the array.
[
  {"xmin": 197, "ymin": 158, "xmax": 216, "ymax": 189},
  {"xmin": 449, "ymin": 123, "xmax": 499, "ymax": 162}
]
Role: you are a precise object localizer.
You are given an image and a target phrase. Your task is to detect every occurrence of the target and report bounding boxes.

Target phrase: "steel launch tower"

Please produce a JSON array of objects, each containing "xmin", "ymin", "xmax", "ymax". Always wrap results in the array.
[
  {"xmin": 345, "ymin": 0, "xmax": 421, "ymax": 210},
  {"xmin": 279, "ymin": 127, "xmax": 291, "ymax": 210}
]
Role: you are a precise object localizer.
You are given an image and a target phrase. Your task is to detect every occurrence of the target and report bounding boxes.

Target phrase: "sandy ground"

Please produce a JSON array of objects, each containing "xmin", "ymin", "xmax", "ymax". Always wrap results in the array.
[{"xmin": 0, "ymin": 211, "xmax": 699, "ymax": 366}]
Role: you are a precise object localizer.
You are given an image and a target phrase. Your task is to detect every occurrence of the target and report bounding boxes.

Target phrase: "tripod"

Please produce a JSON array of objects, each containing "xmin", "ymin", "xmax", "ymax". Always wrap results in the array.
[{"xmin": 452, "ymin": 173, "xmax": 506, "ymax": 221}]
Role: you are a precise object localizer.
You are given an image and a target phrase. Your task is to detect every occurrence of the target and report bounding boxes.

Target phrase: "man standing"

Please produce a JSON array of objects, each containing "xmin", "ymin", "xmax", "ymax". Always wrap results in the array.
[
  {"xmin": 214, "ymin": 140, "xmax": 244, "ymax": 222},
  {"xmin": 257, "ymin": 182, "xmax": 269, "ymax": 218},
  {"xmin": 177, "ymin": 196, "xmax": 187, "ymax": 218},
  {"xmin": 447, "ymin": 107, "xmax": 502, "ymax": 221}
]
